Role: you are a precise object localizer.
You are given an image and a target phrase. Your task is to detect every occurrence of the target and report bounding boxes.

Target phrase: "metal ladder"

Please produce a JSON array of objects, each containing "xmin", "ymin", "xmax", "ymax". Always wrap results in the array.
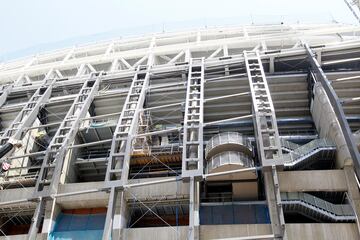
[
  {"xmin": 182, "ymin": 58, "xmax": 204, "ymax": 179},
  {"xmin": 105, "ymin": 65, "xmax": 150, "ymax": 187},
  {"xmin": 0, "ymin": 79, "xmax": 55, "ymax": 145},
  {"xmin": 34, "ymin": 73, "xmax": 101, "ymax": 195},
  {"xmin": 244, "ymin": 51, "xmax": 285, "ymax": 239}
]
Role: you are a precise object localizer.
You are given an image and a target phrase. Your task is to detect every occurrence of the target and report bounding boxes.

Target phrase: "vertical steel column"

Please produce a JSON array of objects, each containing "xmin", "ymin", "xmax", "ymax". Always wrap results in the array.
[
  {"xmin": 34, "ymin": 73, "xmax": 101, "ymax": 195},
  {"xmin": 182, "ymin": 58, "xmax": 204, "ymax": 240},
  {"xmin": 305, "ymin": 44, "xmax": 360, "ymax": 179},
  {"xmin": 0, "ymin": 79, "xmax": 55, "ymax": 145},
  {"xmin": 182, "ymin": 58, "xmax": 204, "ymax": 178},
  {"xmin": 244, "ymin": 51, "xmax": 285, "ymax": 239},
  {"xmin": 28, "ymin": 73, "xmax": 101, "ymax": 240},
  {"xmin": 103, "ymin": 65, "xmax": 150, "ymax": 239},
  {"xmin": 104, "ymin": 65, "xmax": 150, "ymax": 186}
]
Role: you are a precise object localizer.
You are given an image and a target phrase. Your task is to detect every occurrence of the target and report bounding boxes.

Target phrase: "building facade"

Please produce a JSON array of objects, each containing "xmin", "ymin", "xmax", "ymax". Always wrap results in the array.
[{"xmin": 0, "ymin": 24, "xmax": 360, "ymax": 239}]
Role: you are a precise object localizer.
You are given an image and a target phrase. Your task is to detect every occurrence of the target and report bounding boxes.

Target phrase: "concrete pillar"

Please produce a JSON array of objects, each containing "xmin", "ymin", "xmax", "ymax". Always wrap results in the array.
[
  {"xmin": 188, "ymin": 178, "xmax": 200, "ymax": 240},
  {"xmin": 264, "ymin": 170, "xmax": 286, "ymax": 239},
  {"xmin": 114, "ymin": 191, "xmax": 128, "ymax": 240},
  {"xmin": 41, "ymin": 200, "xmax": 61, "ymax": 238},
  {"xmin": 8, "ymin": 120, "xmax": 40, "ymax": 177},
  {"xmin": 344, "ymin": 166, "xmax": 360, "ymax": 235},
  {"xmin": 311, "ymin": 82, "xmax": 352, "ymax": 168},
  {"xmin": 60, "ymin": 137, "xmax": 80, "ymax": 184}
]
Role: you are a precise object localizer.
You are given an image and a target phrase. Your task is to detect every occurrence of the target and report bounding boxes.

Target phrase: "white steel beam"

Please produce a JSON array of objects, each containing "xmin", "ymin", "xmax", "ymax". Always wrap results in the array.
[{"xmin": 168, "ymin": 50, "xmax": 185, "ymax": 64}]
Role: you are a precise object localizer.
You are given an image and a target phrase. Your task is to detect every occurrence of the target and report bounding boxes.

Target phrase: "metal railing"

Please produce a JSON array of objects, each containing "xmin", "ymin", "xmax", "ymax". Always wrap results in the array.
[
  {"xmin": 282, "ymin": 138, "xmax": 336, "ymax": 169},
  {"xmin": 281, "ymin": 192, "xmax": 355, "ymax": 221},
  {"xmin": 205, "ymin": 132, "xmax": 252, "ymax": 159},
  {"xmin": 206, "ymin": 151, "xmax": 254, "ymax": 174}
]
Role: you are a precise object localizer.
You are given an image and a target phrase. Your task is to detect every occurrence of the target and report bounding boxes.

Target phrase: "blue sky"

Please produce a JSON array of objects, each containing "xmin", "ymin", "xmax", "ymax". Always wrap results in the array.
[{"xmin": 0, "ymin": 0, "xmax": 357, "ymax": 61}]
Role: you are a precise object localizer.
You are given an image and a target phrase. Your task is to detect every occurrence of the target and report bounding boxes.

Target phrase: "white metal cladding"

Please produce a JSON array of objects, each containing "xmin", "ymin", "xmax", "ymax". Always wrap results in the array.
[
  {"xmin": 1, "ymin": 24, "xmax": 360, "ymax": 84},
  {"xmin": 206, "ymin": 151, "xmax": 254, "ymax": 174},
  {"xmin": 205, "ymin": 132, "xmax": 252, "ymax": 159}
]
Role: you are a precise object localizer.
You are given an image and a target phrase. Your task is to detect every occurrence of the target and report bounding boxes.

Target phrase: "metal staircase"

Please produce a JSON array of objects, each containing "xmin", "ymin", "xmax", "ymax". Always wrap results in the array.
[
  {"xmin": 0, "ymin": 79, "xmax": 55, "ymax": 145},
  {"xmin": 281, "ymin": 192, "xmax": 356, "ymax": 222},
  {"xmin": 280, "ymin": 138, "xmax": 300, "ymax": 153},
  {"xmin": 34, "ymin": 73, "xmax": 101, "ymax": 195},
  {"xmin": 281, "ymin": 138, "xmax": 336, "ymax": 170}
]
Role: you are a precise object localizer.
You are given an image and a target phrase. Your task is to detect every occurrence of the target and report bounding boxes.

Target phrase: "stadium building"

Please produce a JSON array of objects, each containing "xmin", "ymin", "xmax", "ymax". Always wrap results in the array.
[{"xmin": 0, "ymin": 23, "xmax": 360, "ymax": 239}]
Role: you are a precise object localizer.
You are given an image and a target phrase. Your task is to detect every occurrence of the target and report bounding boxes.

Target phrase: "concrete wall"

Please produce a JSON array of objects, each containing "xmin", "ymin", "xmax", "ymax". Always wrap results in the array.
[
  {"xmin": 0, "ymin": 177, "xmax": 190, "ymax": 209},
  {"xmin": 278, "ymin": 170, "xmax": 347, "ymax": 192},
  {"xmin": 61, "ymin": 137, "xmax": 81, "ymax": 184},
  {"xmin": 0, "ymin": 186, "xmax": 34, "ymax": 202},
  {"xmin": 311, "ymin": 82, "xmax": 352, "ymax": 168},
  {"xmin": 126, "ymin": 177, "xmax": 190, "ymax": 200},
  {"xmin": 286, "ymin": 223, "xmax": 360, "ymax": 240},
  {"xmin": 125, "ymin": 226, "xmax": 188, "ymax": 240},
  {"xmin": 232, "ymin": 181, "xmax": 258, "ymax": 200},
  {"xmin": 0, "ymin": 234, "xmax": 44, "ymax": 240},
  {"xmin": 1, "ymin": 224, "xmax": 358, "ymax": 240},
  {"xmin": 55, "ymin": 177, "xmax": 189, "ymax": 209},
  {"xmin": 56, "ymin": 181, "xmax": 108, "ymax": 209},
  {"xmin": 120, "ymin": 224, "xmax": 360, "ymax": 240},
  {"xmin": 200, "ymin": 224, "xmax": 272, "ymax": 239}
]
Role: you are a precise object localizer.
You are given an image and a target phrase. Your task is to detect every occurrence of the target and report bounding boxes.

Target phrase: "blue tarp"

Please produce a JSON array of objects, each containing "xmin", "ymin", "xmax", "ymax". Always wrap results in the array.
[{"xmin": 49, "ymin": 213, "xmax": 106, "ymax": 240}]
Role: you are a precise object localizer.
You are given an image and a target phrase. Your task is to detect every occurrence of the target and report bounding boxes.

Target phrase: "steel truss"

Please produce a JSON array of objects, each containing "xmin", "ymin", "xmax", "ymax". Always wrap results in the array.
[
  {"xmin": 181, "ymin": 58, "xmax": 205, "ymax": 240},
  {"xmin": 182, "ymin": 58, "xmax": 204, "ymax": 178},
  {"xmin": 244, "ymin": 51, "xmax": 285, "ymax": 239},
  {"xmin": 28, "ymin": 72, "xmax": 102, "ymax": 239},
  {"xmin": 1, "ymin": 24, "xmax": 359, "ymax": 83},
  {"xmin": 103, "ymin": 65, "xmax": 151, "ymax": 239},
  {"xmin": 0, "ymin": 79, "xmax": 55, "ymax": 145}
]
